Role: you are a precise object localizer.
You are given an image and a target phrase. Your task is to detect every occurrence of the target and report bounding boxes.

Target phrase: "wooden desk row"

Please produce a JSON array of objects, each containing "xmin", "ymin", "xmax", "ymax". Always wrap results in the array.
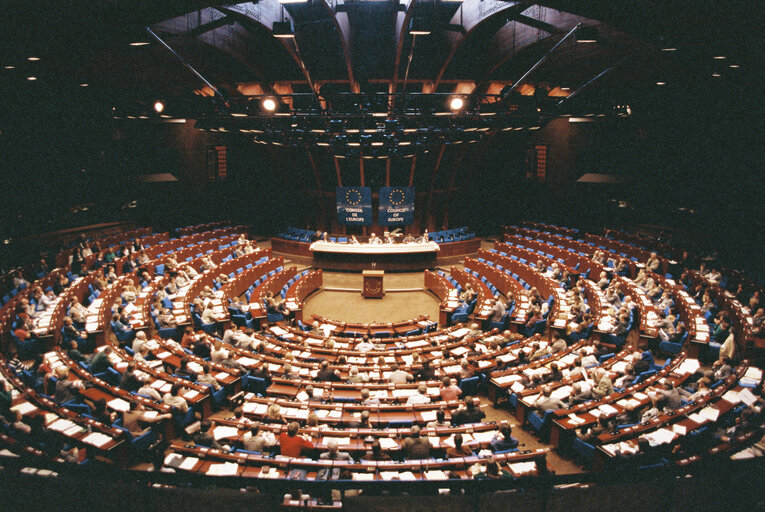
[
  {"xmin": 549, "ymin": 354, "xmax": 696, "ymax": 448},
  {"xmin": 309, "ymin": 313, "xmax": 436, "ymax": 338},
  {"xmin": 285, "ymin": 270, "xmax": 323, "ymax": 323},
  {"xmin": 164, "ymin": 441, "xmax": 547, "ymax": 482},
  {"xmin": 0, "ymin": 362, "xmax": 129, "ymax": 464},
  {"xmin": 240, "ymin": 394, "xmax": 469, "ymax": 426},
  {"xmin": 593, "ymin": 363, "xmax": 750, "ymax": 470}
]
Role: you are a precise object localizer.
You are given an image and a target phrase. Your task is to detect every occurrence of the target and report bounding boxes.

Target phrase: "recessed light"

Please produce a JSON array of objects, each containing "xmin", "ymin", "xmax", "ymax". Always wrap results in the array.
[
  {"xmin": 713, "ymin": 55, "xmax": 726, "ymax": 60},
  {"xmin": 656, "ymin": 81, "xmax": 666, "ymax": 85},
  {"xmin": 79, "ymin": 83, "xmax": 88, "ymax": 87},
  {"xmin": 26, "ymin": 76, "xmax": 37, "ymax": 81},
  {"xmin": 661, "ymin": 48, "xmax": 677, "ymax": 52},
  {"xmin": 27, "ymin": 57, "xmax": 41, "ymax": 61},
  {"xmin": 729, "ymin": 64, "xmax": 740, "ymax": 69},
  {"xmin": 712, "ymin": 73, "xmax": 721, "ymax": 77},
  {"xmin": 129, "ymin": 42, "xmax": 150, "ymax": 47},
  {"xmin": 4, "ymin": 65, "xmax": 15, "ymax": 70}
]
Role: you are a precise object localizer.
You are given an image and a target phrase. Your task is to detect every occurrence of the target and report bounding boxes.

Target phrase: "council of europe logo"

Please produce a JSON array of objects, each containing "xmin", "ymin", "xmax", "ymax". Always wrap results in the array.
[
  {"xmin": 345, "ymin": 189, "xmax": 363, "ymax": 205},
  {"xmin": 388, "ymin": 189, "xmax": 406, "ymax": 206}
]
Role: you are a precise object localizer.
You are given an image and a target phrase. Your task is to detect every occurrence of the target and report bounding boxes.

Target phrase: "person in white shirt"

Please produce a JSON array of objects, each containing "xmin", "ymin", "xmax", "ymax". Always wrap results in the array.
[
  {"xmin": 360, "ymin": 388, "xmax": 380, "ymax": 405},
  {"xmin": 174, "ymin": 271, "xmax": 190, "ymax": 288},
  {"xmin": 201, "ymin": 303, "xmax": 217, "ymax": 324},
  {"xmin": 137, "ymin": 381, "xmax": 162, "ymax": 401},
  {"xmin": 69, "ymin": 298, "xmax": 88, "ymax": 325},
  {"xmin": 38, "ymin": 290, "xmax": 57, "ymax": 310},
  {"xmin": 134, "ymin": 345, "xmax": 152, "ymax": 365},
  {"xmin": 211, "ymin": 341, "xmax": 227, "ymax": 364},
  {"xmin": 388, "ymin": 363, "xmax": 413, "ymax": 384},
  {"xmin": 355, "ymin": 336, "xmax": 375, "ymax": 352},
  {"xmin": 196, "ymin": 364, "xmax": 221, "ymax": 391},
  {"xmin": 406, "ymin": 384, "xmax": 431, "ymax": 405},
  {"xmin": 162, "ymin": 383, "xmax": 189, "ymax": 413},
  {"xmin": 368, "ymin": 233, "xmax": 382, "ymax": 244},
  {"xmin": 132, "ymin": 331, "xmax": 149, "ymax": 354}
]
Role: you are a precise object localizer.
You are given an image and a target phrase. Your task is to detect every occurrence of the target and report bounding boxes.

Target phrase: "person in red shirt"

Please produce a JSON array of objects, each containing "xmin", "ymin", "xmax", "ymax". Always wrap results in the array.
[
  {"xmin": 14, "ymin": 327, "xmax": 32, "ymax": 341},
  {"xmin": 439, "ymin": 376, "xmax": 462, "ymax": 402},
  {"xmin": 278, "ymin": 422, "xmax": 315, "ymax": 457}
]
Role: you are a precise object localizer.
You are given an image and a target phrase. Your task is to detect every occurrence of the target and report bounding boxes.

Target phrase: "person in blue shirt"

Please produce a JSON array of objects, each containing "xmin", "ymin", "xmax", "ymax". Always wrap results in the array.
[{"xmin": 490, "ymin": 422, "xmax": 519, "ymax": 452}]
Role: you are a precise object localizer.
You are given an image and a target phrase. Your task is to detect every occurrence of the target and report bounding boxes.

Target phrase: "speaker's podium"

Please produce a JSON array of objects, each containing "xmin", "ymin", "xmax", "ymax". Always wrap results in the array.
[{"xmin": 362, "ymin": 270, "xmax": 385, "ymax": 299}]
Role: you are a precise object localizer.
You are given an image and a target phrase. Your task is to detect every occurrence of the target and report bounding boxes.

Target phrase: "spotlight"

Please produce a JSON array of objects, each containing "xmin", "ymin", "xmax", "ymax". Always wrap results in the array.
[
  {"xmin": 153, "ymin": 101, "xmax": 165, "ymax": 113},
  {"xmin": 450, "ymin": 97, "xmax": 464, "ymax": 111},
  {"xmin": 262, "ymin": 98, "xmax": 277, "ymax": 112}
]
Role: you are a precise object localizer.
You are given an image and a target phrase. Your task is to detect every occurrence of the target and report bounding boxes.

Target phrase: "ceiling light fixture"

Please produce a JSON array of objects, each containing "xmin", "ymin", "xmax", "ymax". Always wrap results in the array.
[
  {"xmin": 153, "ymin": 101, "xmax": 165, "ymax": 113},
  {"xmin": 450, "ymin": 97, "xmax": 464, "ymax": 111},
  {"xmin": 262, "ymin": 98, "xmax": 277, "ymax": 111}
]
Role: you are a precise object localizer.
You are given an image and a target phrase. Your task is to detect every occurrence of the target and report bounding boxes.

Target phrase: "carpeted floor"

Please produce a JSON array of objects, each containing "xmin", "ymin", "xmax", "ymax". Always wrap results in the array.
[{"xmin": 302, "ymin": 271, "xmax": 440, "ymax": 324}]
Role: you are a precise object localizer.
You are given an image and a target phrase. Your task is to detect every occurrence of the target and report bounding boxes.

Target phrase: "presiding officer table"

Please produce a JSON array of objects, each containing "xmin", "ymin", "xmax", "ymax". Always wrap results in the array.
[{"xmin": 309, "ymin": 240, "xmax": 440, "ymax": 271}]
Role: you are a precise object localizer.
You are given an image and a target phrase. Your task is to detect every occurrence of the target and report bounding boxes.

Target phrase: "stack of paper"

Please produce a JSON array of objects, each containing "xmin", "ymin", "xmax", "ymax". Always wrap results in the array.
[
  {"xmin": 378, "ymin": 438, "xmax": 399, "ymax": 450},
  {"xmin": 206, "ymin": 462, "xmax": 239, "ymax": 477},
  {"xmin": 642, "ymin": 428, "xmax": 676, "ymax": 446},
  {"xmin": 107, "ymin": 398, "xmax": 130, "ymax": 413},
  {"xmin": 48, "ymin": 419, "xmax": 78, "ymax": 433},
  {"xmin": 82, "ymin": 432, "xmax": 113, "ymax": 448},
  {"xmin": 508, "ymin": 461, "xmax": 538, "ymax": 476},
  {"xmin": 698, "ymin": 406, "xmax": 720, "ymax": 422},
  {"xmin": 212, "ymin": 426, "xmax": 240, "ymax": 441}
]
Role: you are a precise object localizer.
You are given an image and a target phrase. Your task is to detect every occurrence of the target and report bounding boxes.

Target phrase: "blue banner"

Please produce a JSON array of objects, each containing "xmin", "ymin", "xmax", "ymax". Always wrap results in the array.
[
  {"xmin": 378, "ymin": 187, "xmax": 415, "ymax": 226},
  {"xmin": 336, "ymin": 187, "xmax": 372, "ymax": 226}
]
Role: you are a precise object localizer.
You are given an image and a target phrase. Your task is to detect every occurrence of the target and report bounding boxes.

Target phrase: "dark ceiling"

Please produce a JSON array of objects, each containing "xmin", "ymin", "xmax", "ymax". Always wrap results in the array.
[
  {"xmin": 0, "ymin": 1, "xmax": 762, "ymax": 277},
  {"xmin": 0, "ymin": 0, "xmax": 758, "ymax": 107}
]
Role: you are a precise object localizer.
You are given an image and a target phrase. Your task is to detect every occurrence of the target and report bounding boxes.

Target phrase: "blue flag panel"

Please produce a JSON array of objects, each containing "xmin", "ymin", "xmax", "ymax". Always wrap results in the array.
[
  {"xmin": 336, "ymin": 187, "xmax": 372, "ymax": 225},
  {"xmin": 378, "ymin": 187, "xmax": 415, "ymax": 226}
]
